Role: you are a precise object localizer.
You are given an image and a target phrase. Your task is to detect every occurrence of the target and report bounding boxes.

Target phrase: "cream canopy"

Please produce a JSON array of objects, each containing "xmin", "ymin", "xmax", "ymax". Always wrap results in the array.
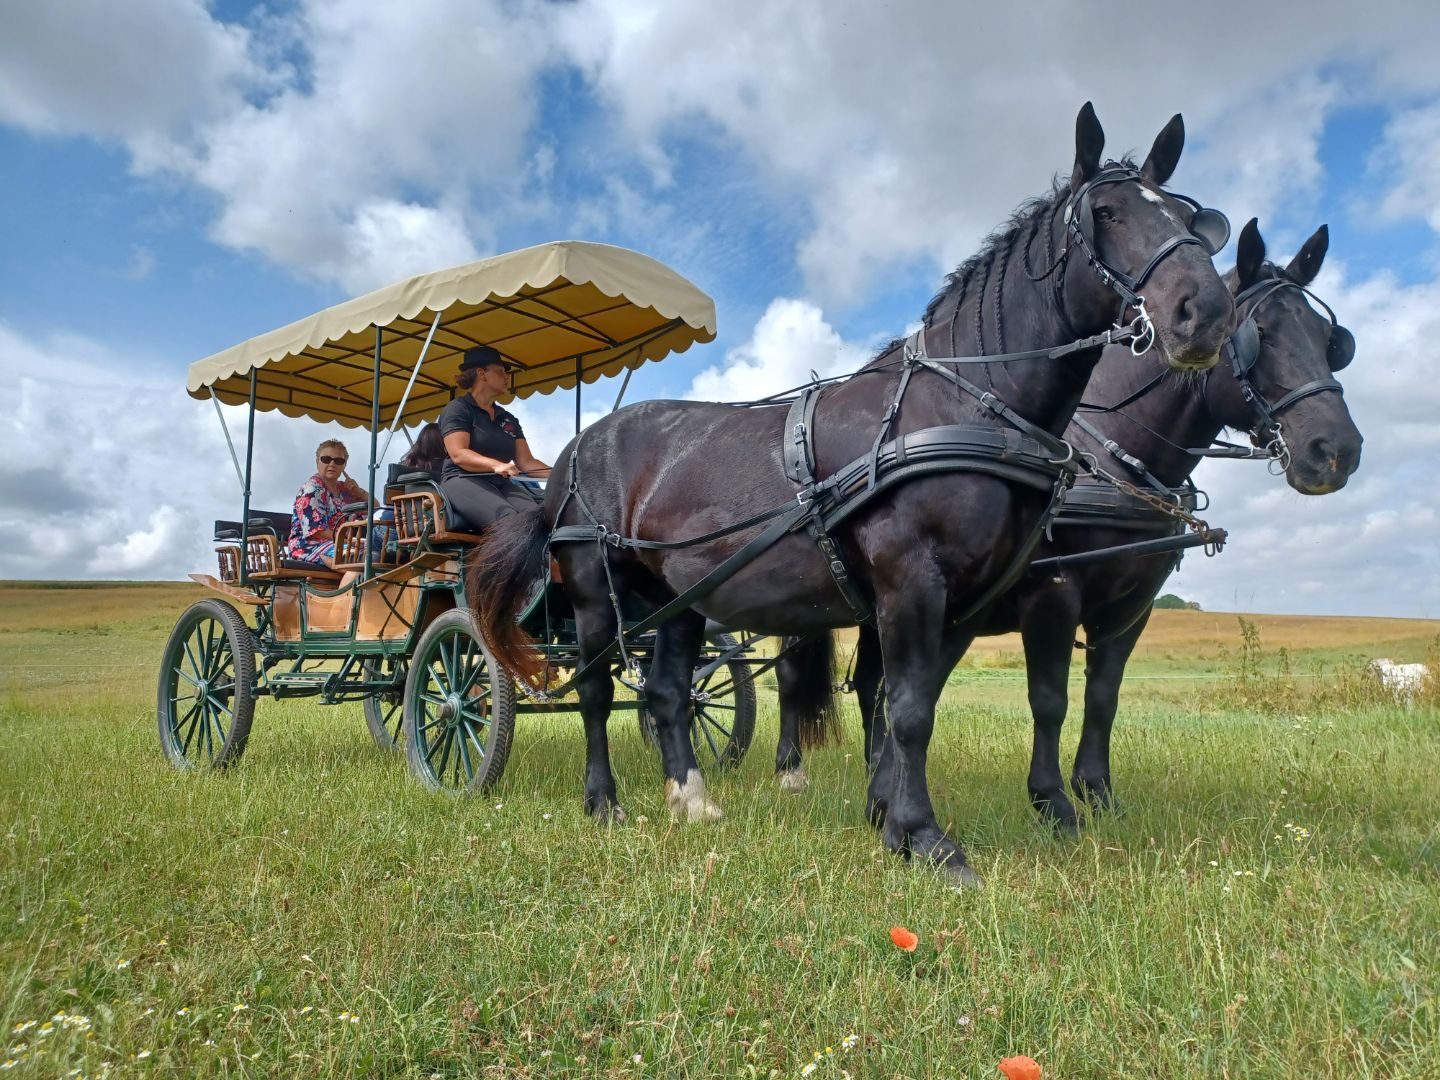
[{"xmin": 187, "ymin": 241, "xmax": 717, "ymax": 429}]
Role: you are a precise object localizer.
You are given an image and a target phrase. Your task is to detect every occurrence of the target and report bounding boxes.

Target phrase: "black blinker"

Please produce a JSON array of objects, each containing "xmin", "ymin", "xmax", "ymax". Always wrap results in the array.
[
  {"xmin": 1328, "ymin": 325, "xmax": 1356, "ymax": 371},
  {"xmin": 1190, "ymin": 208, "xmax": 1231, "ymax": 256},
  {"xmin": 1228, "ymin": 318, "xmax": 1260, "ymax": 374}
]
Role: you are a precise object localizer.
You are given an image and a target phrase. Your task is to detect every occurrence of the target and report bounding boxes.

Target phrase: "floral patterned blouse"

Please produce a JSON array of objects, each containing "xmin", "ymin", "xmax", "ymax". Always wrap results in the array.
[{"xmin": 286, "ymin": 474, "xmax": 357, "ymax": 562}]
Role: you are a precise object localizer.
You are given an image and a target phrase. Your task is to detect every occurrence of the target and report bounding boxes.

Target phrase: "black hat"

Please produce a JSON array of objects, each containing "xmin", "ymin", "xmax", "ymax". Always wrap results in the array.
[{"xmin": 459, "ymin": 345, "xmax": 508, "ymax": 371}]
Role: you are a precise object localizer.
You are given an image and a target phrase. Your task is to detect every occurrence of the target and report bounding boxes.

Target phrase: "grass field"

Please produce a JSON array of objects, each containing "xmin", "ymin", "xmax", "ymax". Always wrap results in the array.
[{"xmin": 1, "ymin": 582, "xmax": 1438, "ymax": 1078}]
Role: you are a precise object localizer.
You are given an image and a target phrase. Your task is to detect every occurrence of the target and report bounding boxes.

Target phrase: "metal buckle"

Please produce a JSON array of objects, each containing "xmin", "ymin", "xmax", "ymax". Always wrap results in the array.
[{"xmin": 979, "ymin": 391, "xmax": 1000, "ymax": 413}]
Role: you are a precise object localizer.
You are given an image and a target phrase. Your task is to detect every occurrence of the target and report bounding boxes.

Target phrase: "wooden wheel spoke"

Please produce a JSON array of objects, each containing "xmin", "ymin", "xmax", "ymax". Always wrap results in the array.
[
  {"xmin": 175, "ymin": 699, "xmax": 204, "ymax": 753},
  {"xmin": 455, "ymin": 720, "xmax": 476, "ymax": 779}
]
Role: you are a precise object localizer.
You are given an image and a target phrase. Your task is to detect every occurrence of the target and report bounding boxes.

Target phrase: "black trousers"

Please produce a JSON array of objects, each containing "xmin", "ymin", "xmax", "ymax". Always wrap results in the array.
[{"xmin": 440, "ymin": 474, "xmax": 541, "ymax": 530}]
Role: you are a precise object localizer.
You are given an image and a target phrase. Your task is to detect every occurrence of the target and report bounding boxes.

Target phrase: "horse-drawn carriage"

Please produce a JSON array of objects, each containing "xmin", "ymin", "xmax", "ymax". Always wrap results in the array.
[{"xmin": 159, "ymin": 242, "xmax": 758, "ymax": 792}]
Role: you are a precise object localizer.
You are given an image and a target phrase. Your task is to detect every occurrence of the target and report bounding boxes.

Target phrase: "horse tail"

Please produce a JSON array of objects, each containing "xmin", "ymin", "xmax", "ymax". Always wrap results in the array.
[
  {"xmin": 466, "ymin": 508, "xmax": 549, "ymax": 685},
  {"xmin": 790, "ymin": 631, "xmax": 843, "ymax": 749}
]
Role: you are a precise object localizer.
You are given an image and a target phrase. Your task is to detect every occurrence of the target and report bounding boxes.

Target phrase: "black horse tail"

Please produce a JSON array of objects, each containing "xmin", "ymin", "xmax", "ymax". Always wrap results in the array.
[
  {"xmin": 789, "ymin": 631, "xmax": 843, "ymax": 749},
  {"xmin": 466, "ymin": 508, "xmax": 549, "ymax": 685}
]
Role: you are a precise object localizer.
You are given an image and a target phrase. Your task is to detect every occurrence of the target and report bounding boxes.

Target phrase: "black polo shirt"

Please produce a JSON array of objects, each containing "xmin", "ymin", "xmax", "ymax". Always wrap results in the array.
[{"xmin": 438, "ymin": 395, "xmax": 526, "ymax": 481}]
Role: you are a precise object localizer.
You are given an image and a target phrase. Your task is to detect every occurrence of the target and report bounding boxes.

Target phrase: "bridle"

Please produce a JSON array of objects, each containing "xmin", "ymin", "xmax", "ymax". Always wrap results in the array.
[
  {"xmin": 1055, "ymin": 164, "xmax": 1231, "ymax": 356},
  {"xmin": 1215, "ymin": 275, "xmax": 1355, "ymax": 472}
]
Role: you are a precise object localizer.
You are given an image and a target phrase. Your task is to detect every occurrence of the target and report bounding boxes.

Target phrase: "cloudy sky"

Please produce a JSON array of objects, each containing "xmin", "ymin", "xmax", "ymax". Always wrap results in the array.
[{"xmin": 2, "ymin": 0, "xmax": 1439, "ymax": 617}]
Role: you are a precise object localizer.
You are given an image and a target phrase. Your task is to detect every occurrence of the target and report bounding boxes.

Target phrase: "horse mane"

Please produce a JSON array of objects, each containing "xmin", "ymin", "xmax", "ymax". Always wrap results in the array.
[{"xmin": 871, "ymin": 157, "xmax": 1143, "ymax": 362}]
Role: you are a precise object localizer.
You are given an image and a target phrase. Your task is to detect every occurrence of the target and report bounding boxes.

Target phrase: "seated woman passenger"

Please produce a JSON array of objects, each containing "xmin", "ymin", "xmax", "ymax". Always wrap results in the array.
[
  {"xmin": 286, "ymin": 439, "xmax": 370, "ymax": 567},
  {"xmin": 398, "ymin": 422, "xmax": 447, "ymax": 477},
  {"xmin": 439, "ymin": 347, "xmax": 551, "ymax": 529}
]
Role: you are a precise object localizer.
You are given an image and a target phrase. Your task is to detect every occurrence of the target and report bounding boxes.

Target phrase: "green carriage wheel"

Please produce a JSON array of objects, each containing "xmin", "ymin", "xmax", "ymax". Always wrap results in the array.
[
  {"xmin": 156, "ymin": 598, "xmax": 257, "ymax": 770},
  {"xmin": 639, "ymin": 632, "xmax": 757, "ymax": 769},
  {"xmin": 362, "ymin": 658, "xmax": 408, "ymax": 752},
  {"xmin": 402, "ymin": 610, "xmax": 516, "ymax": 795}
]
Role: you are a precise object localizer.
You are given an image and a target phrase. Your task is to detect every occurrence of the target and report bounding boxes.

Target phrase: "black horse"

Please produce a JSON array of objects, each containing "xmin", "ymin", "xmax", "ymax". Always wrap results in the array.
[
  {"xmin": 470, "ymin": 103, "xmax": 1234, "ymax": 887},
  {"xmin": 774, "ymin": 217, "xmax": 1363, "ymax": 830}
]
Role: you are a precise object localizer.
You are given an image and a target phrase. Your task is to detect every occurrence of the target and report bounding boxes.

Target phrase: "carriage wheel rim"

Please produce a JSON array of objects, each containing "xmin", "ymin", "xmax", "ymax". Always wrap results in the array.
[
  {"xmin": 167, "ymin": 615, "xmax": 235, "ymax": 763},
  {"xmin": 415, "ymin": 627, "xmax": 492, "ymax": 787}
]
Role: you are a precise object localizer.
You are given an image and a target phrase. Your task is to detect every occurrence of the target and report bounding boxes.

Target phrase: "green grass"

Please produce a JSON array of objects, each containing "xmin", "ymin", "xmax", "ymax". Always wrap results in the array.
[{"xmin": 1, "ymin": 585, "xmax": 1438, "ymax": 1077}]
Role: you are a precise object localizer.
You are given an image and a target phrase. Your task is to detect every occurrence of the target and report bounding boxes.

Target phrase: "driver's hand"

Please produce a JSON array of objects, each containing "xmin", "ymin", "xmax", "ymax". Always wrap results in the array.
[{"xmin": 494, "ymin": 461, "xmax": 520, "ymax": 477}]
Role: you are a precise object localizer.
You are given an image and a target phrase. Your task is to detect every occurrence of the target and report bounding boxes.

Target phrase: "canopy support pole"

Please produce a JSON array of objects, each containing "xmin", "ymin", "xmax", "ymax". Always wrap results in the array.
[
  {"xmin": 364, "ymin": 326, "xmax": 383, "ymax": 584},
  {"xmin": 378, "ymin": 310, "xmax": 441, "ymax": 465},
  {"xmin": 211, "ymin": 395, "xmax": 245, "ymax": 495},
  {"xmin": 575, "ymin": 357, "xmax": 583, "ymax": 435},
  {"xmin": 611, "ymin": 365, "xmax": 634, "ymax": 414},
  {"xmin": 238, "ymin": 369, "xmax": 258, "ymax": 586}
]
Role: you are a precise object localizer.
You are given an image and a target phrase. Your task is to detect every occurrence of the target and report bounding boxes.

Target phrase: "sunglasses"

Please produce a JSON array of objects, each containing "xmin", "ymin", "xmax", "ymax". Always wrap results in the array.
[{"xmin": 318, "ymin": 455, "xmax": 348, "ymax": 466}]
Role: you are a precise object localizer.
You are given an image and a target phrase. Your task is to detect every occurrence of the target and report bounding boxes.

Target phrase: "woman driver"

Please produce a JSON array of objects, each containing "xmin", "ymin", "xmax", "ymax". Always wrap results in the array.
[{"xmin": 438, "ymin": 346, "xmax": 551, "ymax": 529}]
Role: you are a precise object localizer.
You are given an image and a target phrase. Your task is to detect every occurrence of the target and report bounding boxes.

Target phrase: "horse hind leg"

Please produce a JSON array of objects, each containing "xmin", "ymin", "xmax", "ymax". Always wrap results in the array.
[
  {"xmin": 773, "ymin": 632, "xmax": 840, "ymax": 794},
  {"xmin": 560, "ymin": 549, "xmax": 626, "ymax": 824},
  {"xmin": 648, "ymin": 610, "xmax": 723, "ymax": 822}
]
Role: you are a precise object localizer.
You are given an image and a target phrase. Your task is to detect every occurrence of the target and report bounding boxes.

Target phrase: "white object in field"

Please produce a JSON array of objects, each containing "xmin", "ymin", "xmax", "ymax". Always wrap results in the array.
[{"xmin": 1368, "ymin": 658, "xmax": 1430, "ymax": 701}]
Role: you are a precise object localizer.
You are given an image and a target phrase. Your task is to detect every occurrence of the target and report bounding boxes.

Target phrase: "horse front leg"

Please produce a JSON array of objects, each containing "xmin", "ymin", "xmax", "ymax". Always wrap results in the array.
[
  {"xmin": 1019, "ymin": 591, "xmax": 1082, "ymax": 832},
  {"xmin": 1072, "ymin": 610, "xmax": 1149, "ymax": 812},
  {"xmin": 866, "ymin": 601, "xmax": 981, "ymax": 888},
  {"xmin": 647, "ymin": 610, "xmax": 723, "ymax": 822}
]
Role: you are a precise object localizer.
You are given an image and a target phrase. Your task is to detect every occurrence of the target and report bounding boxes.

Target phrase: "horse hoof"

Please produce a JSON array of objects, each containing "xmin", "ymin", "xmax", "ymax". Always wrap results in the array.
[
  {"xmin": 665, "ymin": 769, "xmax": 725, "ymax": 824},
  {"xmin": 590, "ymin": 803, "xmax": 627, "ymax": 826},
  {"xmin": 777, "ymin": 768, "xmax": 810, "ymax": 794},
  {"xmin": 947, "ymin": 864, "xmax": 985, "ymax": 891}
]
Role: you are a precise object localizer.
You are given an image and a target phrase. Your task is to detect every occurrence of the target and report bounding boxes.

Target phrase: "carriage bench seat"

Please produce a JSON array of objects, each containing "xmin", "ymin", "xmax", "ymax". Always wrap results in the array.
[
  {"xmin": 213, "ymin": 509, "xmax": 294, "ymax": 542},
  {"xmin": 390, "ymin": 490, "xmax": 485, "ymax": 546}
]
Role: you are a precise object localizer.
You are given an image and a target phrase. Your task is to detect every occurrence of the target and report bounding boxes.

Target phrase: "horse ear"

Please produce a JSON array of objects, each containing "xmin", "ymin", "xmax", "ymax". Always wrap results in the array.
[
  {"xmin": 1141, "ymin": 114, "xmax": 1185, "ymax": 185},
  {"xmin": 1236, "ymin": 218, "xmax": 1265, "ymax": 289},
  {"xmin": 1285, "ymin": 224, "xmax": 1329, "ymax": 286},
  {"xmin": 1071, "ymin": 101, "xmax": 1105, "ymax": 192}
]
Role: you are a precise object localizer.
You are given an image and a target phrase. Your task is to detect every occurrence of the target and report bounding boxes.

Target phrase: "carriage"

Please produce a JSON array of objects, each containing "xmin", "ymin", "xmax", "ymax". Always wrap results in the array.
[{"xmin": 158, "ymin": 241, "xmax": 759, "ymax": 792}]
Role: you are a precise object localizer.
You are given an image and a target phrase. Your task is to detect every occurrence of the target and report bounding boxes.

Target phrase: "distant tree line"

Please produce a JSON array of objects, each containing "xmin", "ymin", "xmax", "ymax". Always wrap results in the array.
[{"xmin": 1153, "ymin": 593, "xmax": 1202, "ymax": 611}]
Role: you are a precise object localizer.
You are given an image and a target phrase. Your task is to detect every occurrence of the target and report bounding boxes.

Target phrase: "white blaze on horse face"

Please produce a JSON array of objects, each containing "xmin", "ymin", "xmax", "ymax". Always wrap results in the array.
[
  {"xmin": 664, "ymin": 769, "xmax": 724, "ymax": 823},
  {"xmin": 1139, "ymin": 186, "xmax": 1185, "ymax": 229}
]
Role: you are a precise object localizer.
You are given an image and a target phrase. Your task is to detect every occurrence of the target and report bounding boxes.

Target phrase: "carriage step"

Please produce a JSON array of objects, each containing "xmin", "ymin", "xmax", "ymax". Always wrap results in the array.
[{"xmin": 268, "ymin": 671, "xmax": 334, "ymax": 696}]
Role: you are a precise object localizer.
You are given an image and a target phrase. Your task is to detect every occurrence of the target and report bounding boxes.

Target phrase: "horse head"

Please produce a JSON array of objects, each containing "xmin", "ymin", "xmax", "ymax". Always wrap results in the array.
[
  {"xmin": 1208, "ymin": 218, "xmax": 1363, "ymax": 494},
  {"xmin": 1060, "ymin": 104, "xmax": 1233, "ymax": 371}
]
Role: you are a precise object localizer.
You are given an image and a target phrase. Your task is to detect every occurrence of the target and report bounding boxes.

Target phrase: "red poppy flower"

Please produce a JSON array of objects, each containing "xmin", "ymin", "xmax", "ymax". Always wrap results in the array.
[
  {"xmin": 998, "ymin": 1055, "xmax": 1042, "ymax": 1080},
  {"xmin": 888, "ymin": 926, "xmax": 918, "ymax": 952}
]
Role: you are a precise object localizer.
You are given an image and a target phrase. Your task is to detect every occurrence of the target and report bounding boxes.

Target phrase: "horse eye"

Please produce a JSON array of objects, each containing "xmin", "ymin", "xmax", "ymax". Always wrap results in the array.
[{"xmin": 1093, "ymin": 206, "xmax": 1115, "ymax": 223}]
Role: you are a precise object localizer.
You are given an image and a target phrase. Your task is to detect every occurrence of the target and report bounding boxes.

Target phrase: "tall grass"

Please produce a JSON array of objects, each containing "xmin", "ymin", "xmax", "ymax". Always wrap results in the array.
[{"xmin": 1, "ymin": 586, "xmax": 1437, "ymax": 1077}]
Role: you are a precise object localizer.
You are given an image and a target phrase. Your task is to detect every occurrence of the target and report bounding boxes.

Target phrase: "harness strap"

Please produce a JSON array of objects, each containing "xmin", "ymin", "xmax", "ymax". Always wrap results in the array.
[
  {"xmin": 783, "ymin": 384, "xmax": 822, "ymax": 486},
  {"xmin": 1070, "ymin": 415, "xmax": 1175, "ymax": 501}
]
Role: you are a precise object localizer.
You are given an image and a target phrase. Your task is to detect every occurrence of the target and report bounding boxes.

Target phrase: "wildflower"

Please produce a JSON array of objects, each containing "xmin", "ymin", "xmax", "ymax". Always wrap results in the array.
[
  {"xmin": 232, "ymin": 1003, "xmax": 247, "ymax": 1013},
  {"xmin": 632, "ymin": 1053, "xmax": 642, "ymax": 1063},
  {"xmin": 998, "ymin": 1055, "xmax": 1042, "ymax": 1080},
  {"xmin": 1208, "ymin": 860, "xmax": 1218, "ymax": 867},
  {"xmin": 175, "ymin": 1008, "xmax": 189, "ymax": 1017},
  {"xmin": 204, "ymin": 1040, "xmax": 216, "ymax": 1047},
  {"xmin": 300, "ymin": 954, "xmax": 313, "ymax": 963},
  {"xmin": 841, "ymin": 1033, "xmax": 860, "ymax": 1050},
  {"xmin": 337, "ymin": 1012, "xmax": 351, "ymax": 1022},
  {"xmin": 889, "ymin": 927, "xmax": 919, "ymax": 952},
  {"xmin": 957, "ymin": 1015, "xmax": 972, "ymax": 1027},
  {"xmin": 800, "ymin": 1063, "xmax": 818, "ymax": 1078},
  {"xmin": 543, "ymin": 813, "xmax": 553, "ymax": 821},
  {"xmin": 38, "ymin": 1024, "xmax": 54, "ymax": 1038},
  {"xmin": 350, "ymin": 1016, "xmax": 359, "ymax": 1025},
  {"xmin": 299, "ymin": 1007, "xmax": 313, "ymax": 1016},
  {"xmin": 494, "ymin": 803, "xmax": 504, "ymax": 811},
  {"xmin": 116, "ymin": 959, "xmax": 131, "ymax": 970},
  {"xmin": 136, "ymin": 1050, "xmax": 152, "ymax": 1060},
  {"xmin": 10, "ymin": 1023, "xmax": 34, "ymax": 1035},
  {"xmin": 1, "ymin": 1061, "xmax": 16, "ymax": 1071}
]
